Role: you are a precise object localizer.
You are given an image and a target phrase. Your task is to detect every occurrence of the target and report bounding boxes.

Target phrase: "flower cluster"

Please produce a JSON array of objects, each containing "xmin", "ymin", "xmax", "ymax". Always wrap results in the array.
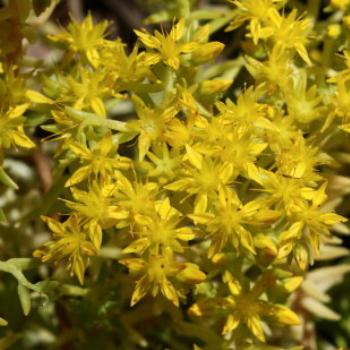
[{"xmin": 0, "ymin": 0, "xmax": 349, "ymax": 348}]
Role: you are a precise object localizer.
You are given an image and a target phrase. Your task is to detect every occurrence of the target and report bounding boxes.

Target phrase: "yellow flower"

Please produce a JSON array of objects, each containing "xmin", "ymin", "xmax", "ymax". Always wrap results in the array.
[
  {"xmin": 134, "ymin": 19, "xmax": 198, "ymax": 70},
  {"xmin": 227, "ymin": 0, "xmax": 285, "ymax": 44},
  {"xmin": 190, "ymin": 271, "xmax": 299, "ymax": 342},
  {"xmin": 0, "ymin": 104, "xmax": 35, "ymax": 150},
  {"xmin": 114, "ymin": 172, "xmax": 159, "ymax": 227},
  {"xmin": 49, "ymin": 13, "xmax": 109, "ymax": 67},
  {"xmin": 218, "ymin": 129, "xmax": 267, "ymax": 178},
  {"xmin": 245, "ymin": 45, "xmax": 293, "ymax": 89},
  {"xmin": 65, "ymin": 134, "xmax": 131, "ymax": 187},
  {"xmin": 34, "ymin": 215, "xmax": 97, "ymax": 285},
  {"xmin": 121, "ymin": 251, "xmax": 205, "ymax": 306},
  {"xmin": 328, "ymin": 52, "xmax": 350, "ymax": 132},
  {"xmin": 216, "ymin": 86, "xmax": 272, "ymax": 133},
  {"xmin": 165, "ymin": 146, "xmax": 234, "ymax": 213},
  {"xmin": 189, "ymin": 189, "xmax": 260, "ymax": 256},
  {"xmin": 247, "ymin": 165, "xmax": 312, "ymax": 213},
  {"xmin": 123, "ymin": 197, "xmax": 195, "ymax": 255},
  {"xmin": 268, "ymin": 10, "xmax": 313, "ymax": 64},
  {"xmin": 279, "ymin": 184, "xmax": 347, "ymax": 259},
  {"xmin": 272, "ymin": 133, "xmax": 329, "ymax": 181},
  {"xmin": 0, "ymin": 68, "xmax": 27, "ymax": 107},
  {"xmin": 128, "ymin": 95, "xmax": 178, "ymax": 160},
  {"xmin": 63, "ymin": 181, "xmax": 129, "ymax": 248},
  {"xmin": 285, "ymin": 71, "xmax": 324, "ymax": 124},
  {"xmin": 144, "ymin": 142, "xmax": 181, "ymax": 181},
  {"xmin": 61, "ymin": 67, "xmax": 113, "ymax": 117},
  {"xmin": 100, "ymin": 41, "xmax": 157, "ymax": 84}
]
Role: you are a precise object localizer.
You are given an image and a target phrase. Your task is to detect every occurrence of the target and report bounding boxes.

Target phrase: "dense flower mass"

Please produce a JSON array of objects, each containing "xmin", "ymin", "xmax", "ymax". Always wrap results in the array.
[{"xmin": 0, "ymin": 0, "xmax": 350, "ymax": 349}]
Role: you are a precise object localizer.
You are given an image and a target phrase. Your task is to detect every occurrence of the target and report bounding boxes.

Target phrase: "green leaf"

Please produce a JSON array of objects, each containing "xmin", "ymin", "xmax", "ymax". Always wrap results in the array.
[
  {"xmin": 0, "ymin": 208, "xmax": 7, "ymax": 224},
  {"xmin": 0, "ymin": 167, "xmax": 18, "ymax": 190},
  {"xmin": 18, "ymin": 284, "xmax": 31, "ymax": 316},
  {"xmin": 6, "ymin": 258, "xmax": 39, "ymax": 271},
  {"xmin": 27, "ymin": 113, "xmax": 51, "ymax": 127}
]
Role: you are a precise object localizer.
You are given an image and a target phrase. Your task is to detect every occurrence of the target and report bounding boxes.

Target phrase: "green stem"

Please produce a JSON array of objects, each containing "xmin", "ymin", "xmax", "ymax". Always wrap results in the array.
[
  {"xmin": 307, "ymin": 0, "xmax": 321, "ymax": 18},
  {"xmin": 65, "ymin": 107, "xmax": 129, "ymax": 132},
  {"xmin": 0, "ymin": 260, "xmax": 39, "ymax": 291},
  {"xmin": 177, "ymin": 0, "xmax": 191, "ymax": 19},
  {"xmin": 209, "ymin": 11, "xmax": 236, "ymax": 35},
  {"xmin": 59, "ymin": 284, "xmax": 88, "ymax": 297}
]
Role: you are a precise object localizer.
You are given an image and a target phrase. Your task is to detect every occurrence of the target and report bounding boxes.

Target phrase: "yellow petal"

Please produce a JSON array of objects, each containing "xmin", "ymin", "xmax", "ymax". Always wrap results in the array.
[
  {"xmin": 9, "ymin": 104, "xmax": 29, "ymax": 118},
  {"xmin": 119, "ymin": 258, "xmax": 145, "ymax": 272},
  {"xmin": 156, "ymin": 197, "xmax": 174, "ymax": 218},
  {"xmin": 131, "ymin": 275, "xmax": 150, "ymax": 306},
  {"xmin": 12, "ymin": 130, "xmax": 36, "ymax": 148},
  {"xmin": 185, "ymin": 145, "xmax": 202, "ymax": 169},
  {"xmin": 87, "ymin": 220, "xmax": 103, "ymax": 250},
  {"xmin": 239, "ymin": 228, "xmax": 256, "ymax": 254},
  {"xmin": 188, "ymin": 213, "xmax": 213, "ymax": 225},
  {"xmin": 254, "ymin": 234, "xmax": 278, "ymax": 256},
  {"xmin": 177, "ymin": 263, "xmax": 206, "ymax": 284},
  {"xmin": 72, "ymin": 254, "xmax": 85, "ymax": 285},
  {"xmin": 26, "ymin": 90, "xmax": 54, "ymax": 104},
  {"xmin": 273, "ymin": 305, "xmax": 300, "ymax": 325},
  {"xmin": 278, "ymin": 241, "xmax": 294, "ymax": 260},
  {"xmin": 175, "ymin": 227, "xmax": 196, "ymax": 241},
  {"xmin": 188, "ymin": 303, "xmax": 203, "ymax": 316},
  {"xmin": 68, "ymin": 142, "xmax": 90, "ymax": 158},
  {"xmin": 194, "ymin": 193, "xmax": 208, "ymax": 213},
  {"xmin": 219, "ymin": 162, "xmax": 233, "ymax": 183},
  {"xmin": 138, "ymin": 133, "xmax": 152, "ymax": 161},
  {"xmin": 123, "ymin": 238, "xmax": 149, "ymax": 254},
  {"xmin": 223, "ymin": 271, "xmax": 241, "ymax": 295},
  {"xmin": 160, "ymin": 279, "xmax": 179, "ymax": 306},
  {"xmin": 134, "ymin": 30, "xmax": 160, "ymax": 48},
  {"xmin": 166, "ymin": 57, "xmax": 180, "ymax": 70},
  {"xmin": 192, "ymin": 42, "xmax": 224, "ymax": 63},
  {"xmin": 99, "ymin": 133, "xmax": 113, "ymax": 155},
  {"xmin": 296, "ymin": 43, "xmax": 311, "ymax": 65},
  {"xmin": 199, "ymin": 79, "xmax": 232, "ymax": 95},
  {"xmin": 165, "ymin": 178, "xmax": 191, "ymax": 191},
  {"xmin": 279, "ymin": 221, "xmax": 303, "ymax": 242},
  {"xmin": 90, "ymin": 97, "xmax": 106, "ymax": 117},
  {"xmin": 86, "ymin": 48, "xmax": 100, "ymax": 68},
  {"xmin": 65, "ymin": 165, "xmax": 90, "ymax": 187},
  {"xmin": 294, "ymin": 245, "xmax": 309, "ymax": 271},
  {"xmin": 171, "ymin": 18, "xmax": 185, "ymax": 41},
  {"xmin": 107, "ymin": 207, "xmax": 129, "ymax": 220},
  {"xmin": 283, "ymin": 276, "xmax": 304, "ymax": 292},
  {"xmin": 253, "ymin": 209, "xmax": 281, "ymax": 224},
  {"xmin": 41, "ymin": 216, "xmax": 65, "ymax": 236},
  {"xmin": 320, "ymin": 212, "xmax": 347, "ymax": 225},
  {"xmin": 247, "ymin": 315, "xmax": 265, "ymax": 342},
  {"xmin": 223, "ymin": 314, "xmax": 239, "ymax": 334}
]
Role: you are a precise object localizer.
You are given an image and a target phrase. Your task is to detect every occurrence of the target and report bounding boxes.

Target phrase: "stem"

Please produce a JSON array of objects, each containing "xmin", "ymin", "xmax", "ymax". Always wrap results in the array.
[
  {"xmin": 209, "ymin": 11, "xmax": 236, "ymax": 35},
  {"xmin": 65, "ymin": 107, "xmax": 129, "ymax": 132},
  {"xmin": 178, "ymin": 0, "xmax": 191, "ymax": 18},
  {"xmin": 0, "ymin": 260, "xmax": 39, "ymax": 292},
  {"xmin": 307, "ymin": 0, "xmax": 321, "ymax": 18}
]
